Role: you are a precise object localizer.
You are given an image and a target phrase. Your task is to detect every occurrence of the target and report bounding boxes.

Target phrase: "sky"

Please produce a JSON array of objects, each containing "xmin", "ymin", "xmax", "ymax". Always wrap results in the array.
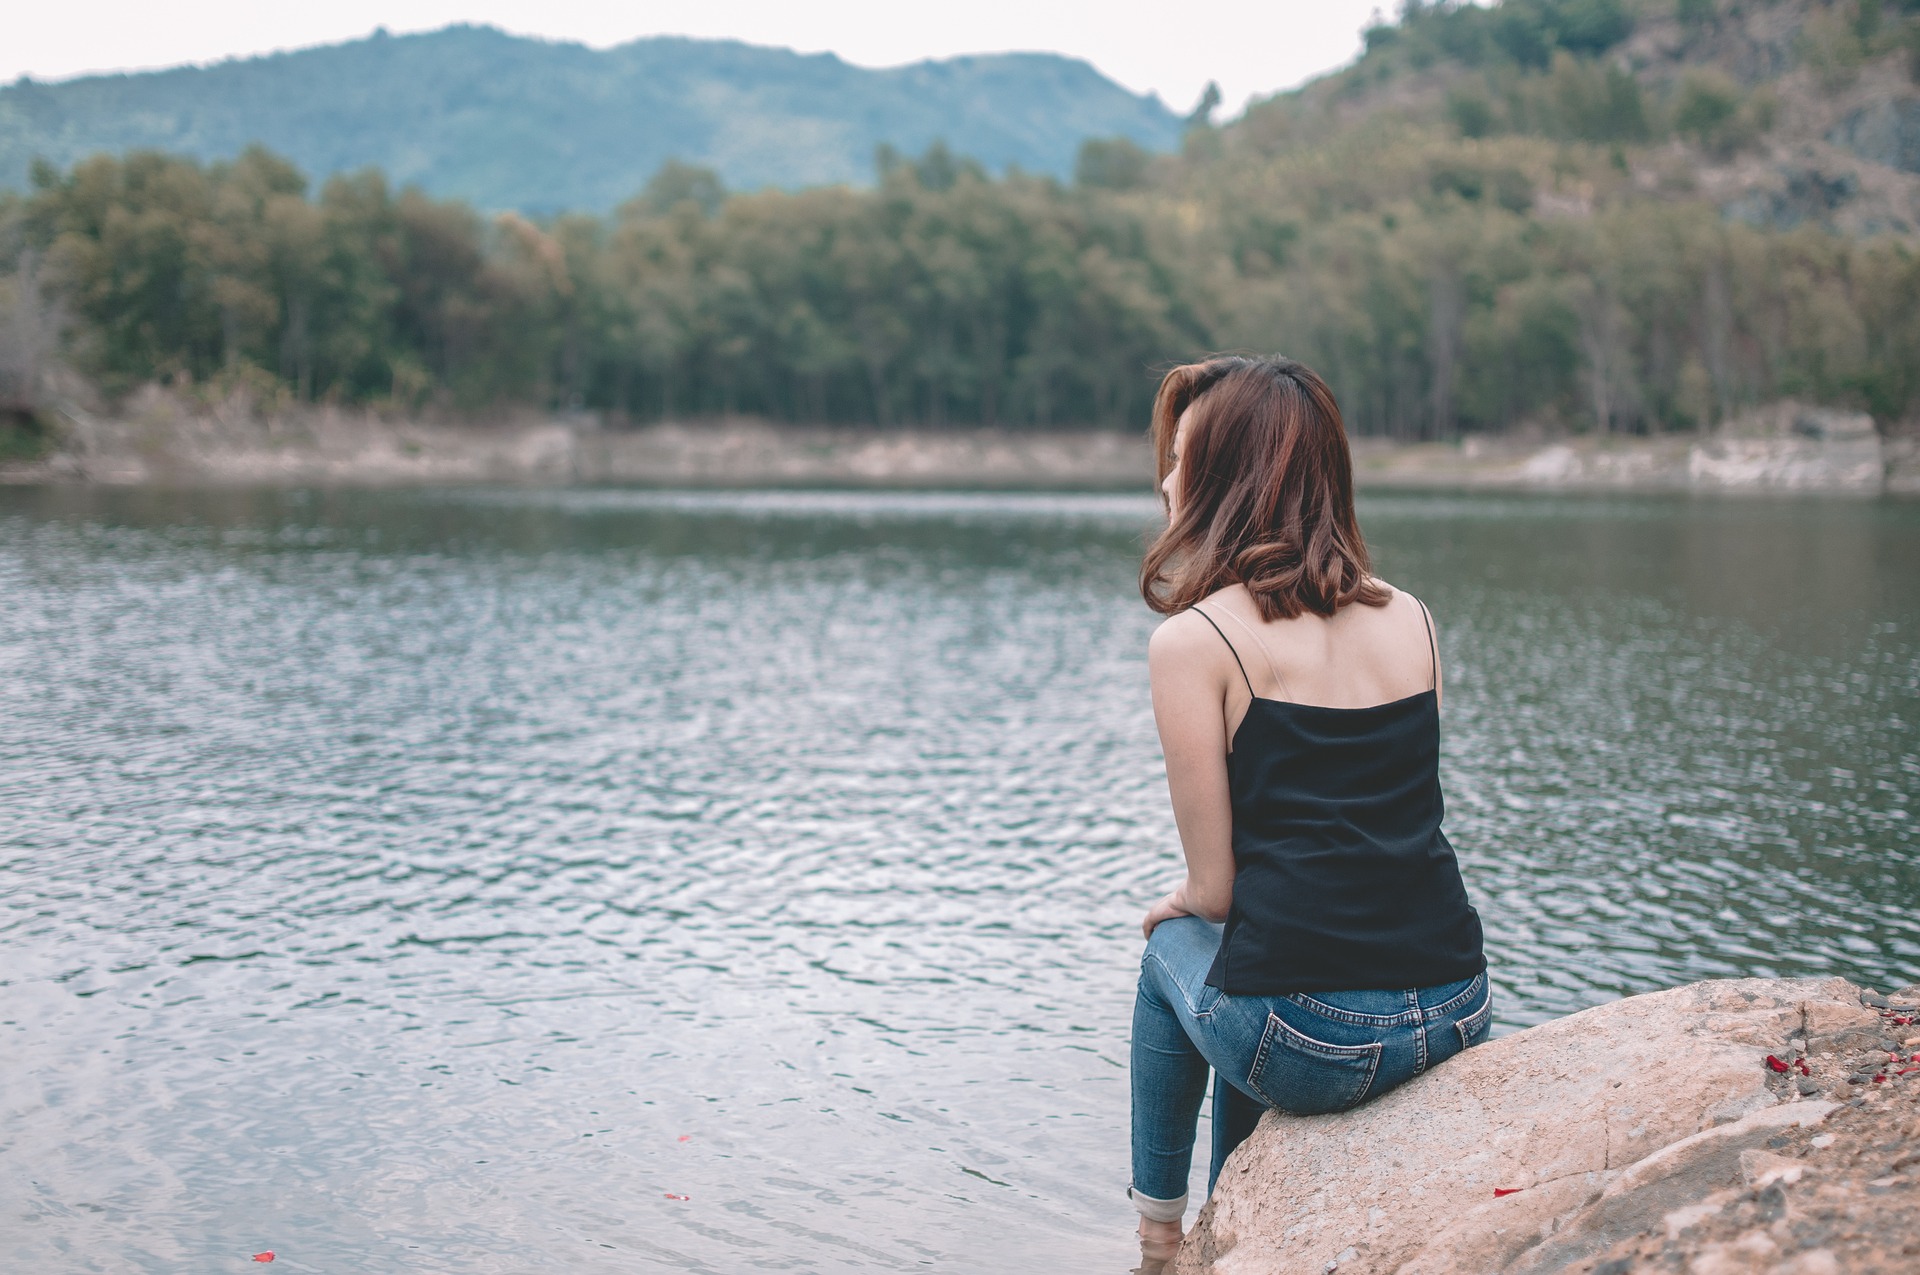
[{"xmin": 3, "ymin": 0, "xmax": 1395, "ymax": 118}]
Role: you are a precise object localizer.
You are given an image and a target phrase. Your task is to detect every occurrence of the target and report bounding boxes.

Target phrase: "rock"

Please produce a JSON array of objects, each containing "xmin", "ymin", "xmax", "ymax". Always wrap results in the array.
[
  {"xmin": 1807, "ymin": 1024, "xmax": 1892, "ymax": 1056},
  {"xmin": 1174, "ymin": 977, "xmax": 1877, "ymax": 1275},
  {"xmin": 1862, "ymin": 990, "xmax": 1891, "ymax": 1010},
  {"xmin": 1722, "ymin": 167, "xmax": 1860, "ymax": 230},
  {"xmin": 1828, "ymin": 98, "xmax": 1920, "ymax": 175},
  {"xmin": 1687, "ymin": 402, "xmax": 1883, "ymax": 494},
  {"xmin": 1573, "ymin": 1058, "xmax": 1920, "ymax": 1273},
  {"xmin": 1497, "ymin": 1102, "xmax": 1835, "ymax": 1272},
  {"xmin": 1738, "ymin": 1149, "xmax": 1805, "ymax": 1189}
]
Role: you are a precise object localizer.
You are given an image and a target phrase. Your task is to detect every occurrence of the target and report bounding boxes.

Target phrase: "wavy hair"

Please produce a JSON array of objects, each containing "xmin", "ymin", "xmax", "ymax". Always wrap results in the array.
[{"xmin": 1140, "ymin": 355, "xmax": 1388, "ymax": 621}]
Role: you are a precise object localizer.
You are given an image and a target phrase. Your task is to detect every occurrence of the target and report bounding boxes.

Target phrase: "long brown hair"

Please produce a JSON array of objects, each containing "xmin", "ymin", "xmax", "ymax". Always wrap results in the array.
[{"xmin": 1140, "ymin": 355, "xmax": 1389, "ymax": 621}]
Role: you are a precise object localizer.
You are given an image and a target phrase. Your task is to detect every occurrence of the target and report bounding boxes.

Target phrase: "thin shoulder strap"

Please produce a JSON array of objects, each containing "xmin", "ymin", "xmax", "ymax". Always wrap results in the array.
[
  {"xmin": 1415, "ymin": 597, "xmax": 1438, "ymax": 691},
  {"xmin": 1189, "ymin": 607, "xmax": 1255, "ymax": 699}
]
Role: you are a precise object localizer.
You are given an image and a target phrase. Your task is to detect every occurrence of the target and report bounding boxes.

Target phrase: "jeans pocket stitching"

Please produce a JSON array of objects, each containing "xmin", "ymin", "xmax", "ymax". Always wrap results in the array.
[
  {"xmin": 1453, "ymin": 996, "xmax": 1493, "ymax": 1050},
  {"xmin": 1286, "ymin": 992, "xmax": 1412, "ymax": 1028},
  {"xmin": 1247, "ymin": 1013, "xmax": 1384, "ymax": 1112}
]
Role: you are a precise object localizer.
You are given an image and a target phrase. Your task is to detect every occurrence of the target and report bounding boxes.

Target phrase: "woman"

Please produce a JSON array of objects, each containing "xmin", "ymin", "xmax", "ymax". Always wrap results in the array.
[{"xmin": 1128, "ymin": 356, "xmax": 1489, "ymax": 1268}]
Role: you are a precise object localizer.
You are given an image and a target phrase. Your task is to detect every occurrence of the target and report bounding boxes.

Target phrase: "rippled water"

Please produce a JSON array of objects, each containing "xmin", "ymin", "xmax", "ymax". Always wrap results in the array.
[{"xmin": 2, "ymin": 486, "xmax": 1916, "ymax": 1273}]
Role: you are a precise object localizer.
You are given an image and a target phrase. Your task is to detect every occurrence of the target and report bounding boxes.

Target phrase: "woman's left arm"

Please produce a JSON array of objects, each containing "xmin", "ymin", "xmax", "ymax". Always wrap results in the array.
[{"xmin": 1142, "ymin": 614, "xmax": 1238, "ymax": 937}]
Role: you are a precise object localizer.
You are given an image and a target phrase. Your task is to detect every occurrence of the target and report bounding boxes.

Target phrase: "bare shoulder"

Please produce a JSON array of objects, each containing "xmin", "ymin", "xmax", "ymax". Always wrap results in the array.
[
  {"xmin": 1369, "ymin": 577, "xmax": 1431, "ymax": 621},
  {"xmin": 1147, "ymin": 608, "xmax": 1218, "ymax": 661},
  {"xmin": 1200, "ymin": 581, "xmax": 1256, "ymax": 612}
]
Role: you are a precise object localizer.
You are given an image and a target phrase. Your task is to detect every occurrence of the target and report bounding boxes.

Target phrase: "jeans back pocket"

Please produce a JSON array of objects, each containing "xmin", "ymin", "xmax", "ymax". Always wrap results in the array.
[
  {"xmin": 1452, "ymin": 991, "xmax": 1493, "ymax": 1051},
  {"xmin": 1244, "ymin": 1011, "xmax": 1383, "ymax": 1116}
]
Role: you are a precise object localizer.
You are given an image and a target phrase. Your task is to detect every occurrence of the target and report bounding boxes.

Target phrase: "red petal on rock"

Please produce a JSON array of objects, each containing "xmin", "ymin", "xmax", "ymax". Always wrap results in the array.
[
  {"xmin": 1765, "ymin": 1055, "xmax": 1790, "ymax": 1073},
  {"xmin": 1494, "ymin": 1188, "xmax": 1524, "ymax": 1197},
  {"xmin": 677, "ymin": 1135, "xmax": 691, "ymax": 1142},
  {"xmin": 252, "ymin": 1255, "xmax": 275, "ymax": 1264},
  {"xmin": 664, "ymin": 1193, "xmax": 690, "ymax": 1201}
]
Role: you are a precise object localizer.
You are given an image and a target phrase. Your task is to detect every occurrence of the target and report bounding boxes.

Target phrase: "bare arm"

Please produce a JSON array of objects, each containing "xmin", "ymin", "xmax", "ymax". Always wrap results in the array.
[{"xmin": 1143, "ymin": 612, "xmax": 1238, "ymax": 935}]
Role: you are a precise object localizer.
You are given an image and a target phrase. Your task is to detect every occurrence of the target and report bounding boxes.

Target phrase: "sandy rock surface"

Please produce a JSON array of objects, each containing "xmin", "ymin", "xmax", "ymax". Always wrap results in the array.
[
  {"xmin": 1174, "ymin": 978, "xmax": 1909, "ymax": 1275},
  {"xmin": 1568, "ymin": 985, "xmax": 1920, "ymax": 1275}
]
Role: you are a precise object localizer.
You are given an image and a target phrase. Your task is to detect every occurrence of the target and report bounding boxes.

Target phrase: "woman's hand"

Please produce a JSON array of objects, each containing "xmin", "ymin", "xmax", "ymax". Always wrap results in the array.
[{"xmin": 1142, "ymin": 885, "xmax": 1194, "ymax": 939}]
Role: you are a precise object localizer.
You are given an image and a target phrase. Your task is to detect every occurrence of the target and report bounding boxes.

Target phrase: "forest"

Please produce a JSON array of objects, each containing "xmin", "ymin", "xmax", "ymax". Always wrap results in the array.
[{"xmin": 2, "ymin": 0, "xmax": 1919, "ymax": 440}]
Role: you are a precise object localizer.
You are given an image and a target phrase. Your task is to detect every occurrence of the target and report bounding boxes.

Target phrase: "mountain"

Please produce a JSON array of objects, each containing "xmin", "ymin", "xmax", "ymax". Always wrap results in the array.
[
  {"xmin": 1218, "ymin": 0, "xmax": 1920, "ymax": 237},
  {"xmin": 0, "ymin": 25, "xmax": 1184, "ymax": 211}
]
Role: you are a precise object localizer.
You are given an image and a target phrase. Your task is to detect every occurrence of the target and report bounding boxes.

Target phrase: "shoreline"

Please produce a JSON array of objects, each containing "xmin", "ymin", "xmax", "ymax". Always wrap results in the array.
[{"xmin": 3, "ymin": 397, "xmax": 1915, "ymax": 496}]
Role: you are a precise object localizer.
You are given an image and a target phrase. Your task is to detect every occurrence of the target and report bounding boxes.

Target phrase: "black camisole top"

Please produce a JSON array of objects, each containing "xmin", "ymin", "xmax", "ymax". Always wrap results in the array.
[{"xmin": 1189, "ymin": 606, "xmax": 1486, "ymax": 996}]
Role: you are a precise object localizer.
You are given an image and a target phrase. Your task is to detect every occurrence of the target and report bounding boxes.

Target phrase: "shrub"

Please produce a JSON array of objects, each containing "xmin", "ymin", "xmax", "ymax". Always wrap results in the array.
[
  {"xmin": 1513, "ymin": 53, "xmax": 1650, "ymax": 142},
  {"xmin": 1801, "ymin": 10, "xmax": 1865, "ymax": 94},
  {"xmin": 1075, "ymin": 138, "xmax": 1151, "ymax": 190},
  {"xmin": 1672, "ymin": 73, "xmax": 1776, "ymax": 158},
  {"xmin": 1677, "ymin": 0, "xmax": 1717, "ymax": 27},
  {"xmin": 1673, "ymin": 71, "xmax": 1739, "ymax": 140},
  {"xmin": 1448, "ymin": 88, "xmax": 1498, "ymax": 138},
  {"xmin": 0, "ymin": 409, "xmax": 55, "ymax": 462},
  {"xmin": 1550, "ymin": 0, "xmax": 1635, "ymax": 56},
  {"xmin": 1430, "ymin": 159, "xmax": 1534, "ymax": 212}
]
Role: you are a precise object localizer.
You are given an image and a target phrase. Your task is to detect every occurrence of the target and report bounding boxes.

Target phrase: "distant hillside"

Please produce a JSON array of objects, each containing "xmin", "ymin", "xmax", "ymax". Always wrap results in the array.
[
  {"xmin": 0, "ymin": 25, "xmax": 1184, "ymax": 210},
  {"xmin": 1217, "ymin": 0, "xmax": 1920, "ymax": 236}
]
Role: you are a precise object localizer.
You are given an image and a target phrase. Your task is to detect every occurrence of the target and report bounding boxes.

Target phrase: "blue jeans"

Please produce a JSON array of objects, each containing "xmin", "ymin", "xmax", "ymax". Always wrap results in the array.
[{"xmin": 1129, "ymin": 917, "xmax": 1490, "ymax": 1220}]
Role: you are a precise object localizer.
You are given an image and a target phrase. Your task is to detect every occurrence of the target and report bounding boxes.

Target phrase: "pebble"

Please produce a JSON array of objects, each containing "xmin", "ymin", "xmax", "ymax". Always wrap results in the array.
[
  {"xmin": 1862, "ymin": 991, "xmax": 1890, "ymax": 1009},
  {"xmin": 1810, "ymin": 1133, "xmax": 1836, "ymax": 1149},
  {"xmin": 1797, "ymin": 1079, "xmax": 1821, "ymax": 1096}
]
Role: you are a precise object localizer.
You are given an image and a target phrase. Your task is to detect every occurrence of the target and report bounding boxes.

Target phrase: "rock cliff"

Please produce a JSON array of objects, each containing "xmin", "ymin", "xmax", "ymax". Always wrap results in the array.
[{"xmin": 1174, "ymin": 978, "xmax": 1920, "ymax": 1274}]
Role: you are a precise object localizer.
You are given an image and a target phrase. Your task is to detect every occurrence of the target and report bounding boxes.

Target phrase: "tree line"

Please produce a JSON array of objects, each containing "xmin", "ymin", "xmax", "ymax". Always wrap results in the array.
[{"xmin": 3, "ymin": 4, "xmax": 1918, "ymax": 437}]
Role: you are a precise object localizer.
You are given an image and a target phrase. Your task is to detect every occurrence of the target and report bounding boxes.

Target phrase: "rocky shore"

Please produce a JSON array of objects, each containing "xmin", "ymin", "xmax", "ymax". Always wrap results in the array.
[
  {"xmin": 2, "ymin": 392, "xmax": 1915, "ymax": 495},
  {"xmin": 1170, "ymin": 978, "xmax": 1920, "ymax": 1275}
]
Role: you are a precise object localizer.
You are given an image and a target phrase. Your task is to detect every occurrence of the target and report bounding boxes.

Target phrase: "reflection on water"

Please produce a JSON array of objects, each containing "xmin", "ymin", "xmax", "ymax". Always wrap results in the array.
[{"xmin": 1, "ymin": 486, "xmax": 1915, "ymax": 1272}]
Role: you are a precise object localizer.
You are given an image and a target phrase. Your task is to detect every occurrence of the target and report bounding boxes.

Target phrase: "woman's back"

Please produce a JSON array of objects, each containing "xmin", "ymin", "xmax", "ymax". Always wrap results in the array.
[
  {"xmin": 1186, "ymin": 581, "xmax": 1438, "ymax": 717},
  {"xmin": 1181, "ymin": 584, "xmax": 1483, "ymax": 996}
]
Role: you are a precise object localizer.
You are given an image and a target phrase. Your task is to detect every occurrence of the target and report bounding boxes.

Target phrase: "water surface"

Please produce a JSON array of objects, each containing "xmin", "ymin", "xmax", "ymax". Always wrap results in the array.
[{"xmin": 2, "ymin": 486, "xmax": 1915, "ymax": 1272}]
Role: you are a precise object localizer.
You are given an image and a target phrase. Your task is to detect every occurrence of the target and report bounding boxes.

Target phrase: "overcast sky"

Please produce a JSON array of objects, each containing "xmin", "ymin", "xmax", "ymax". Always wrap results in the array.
[{"xmin": 4, "ymin": 1, "xmax": 1396, "ymax": 118}]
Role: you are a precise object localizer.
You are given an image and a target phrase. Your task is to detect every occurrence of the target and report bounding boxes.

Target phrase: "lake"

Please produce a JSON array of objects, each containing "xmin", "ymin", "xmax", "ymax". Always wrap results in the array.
[{"xmin": 2, "ymin": 486, "xmax": 1916, "ymax": 1273}]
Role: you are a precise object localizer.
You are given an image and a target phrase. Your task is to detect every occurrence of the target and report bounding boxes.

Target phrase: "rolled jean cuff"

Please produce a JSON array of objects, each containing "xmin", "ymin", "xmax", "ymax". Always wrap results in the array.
[{"xmin": 1128, "ymin": 1185, "xmax": 1187, "ymax": 1223}]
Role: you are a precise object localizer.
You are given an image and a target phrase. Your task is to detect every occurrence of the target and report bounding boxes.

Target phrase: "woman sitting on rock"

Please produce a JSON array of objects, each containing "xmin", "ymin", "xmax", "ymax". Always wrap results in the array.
[{"xmin": 1129, "ymin": 355, "xmax": 1490, "ymax": 1269}]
